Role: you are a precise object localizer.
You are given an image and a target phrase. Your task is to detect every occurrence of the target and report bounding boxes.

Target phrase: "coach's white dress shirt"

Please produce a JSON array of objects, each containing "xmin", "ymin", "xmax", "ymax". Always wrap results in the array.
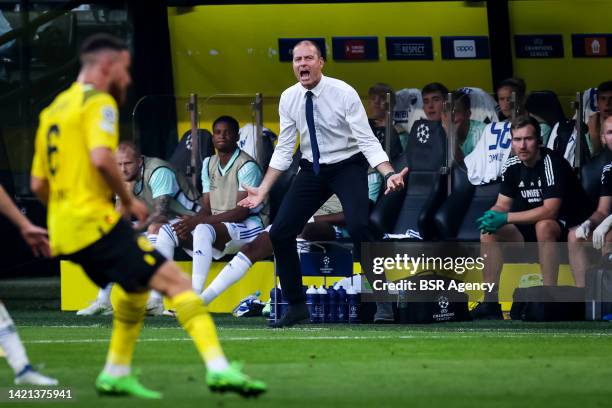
[{"xmin": 269, "ymin": 75, "xmax": 389, "ymax": 171}]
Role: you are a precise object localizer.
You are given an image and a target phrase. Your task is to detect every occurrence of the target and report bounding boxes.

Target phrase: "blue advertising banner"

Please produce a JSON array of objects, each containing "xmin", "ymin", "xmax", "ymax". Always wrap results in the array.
[
  {"xmin": 440, "ymin": 36, "xmax": 490, "ymax": 60},
  {"xmin": 385, "ymin": 37, "xmax": 433, "ymax": 60},
  {"xmin": 278, "ymin": 38, "xmax": 327, "ymax": 62},
  {"xmin": 514, "ymin": 35, "xmax": 564, "ymax": 58},
  {"xmin": 572, "ymin": 34, "xmax": 612, "ymax": 58},
  {"xmin": 332, "ymin": 36, "xmax": 379, "ymax": 61}
]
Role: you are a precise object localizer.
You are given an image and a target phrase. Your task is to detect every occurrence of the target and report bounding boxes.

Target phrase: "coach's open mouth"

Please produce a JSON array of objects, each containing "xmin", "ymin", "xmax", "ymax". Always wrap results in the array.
[{"xmin": 300, "ymin": 70, "xmax": 310, "ymax": 80}]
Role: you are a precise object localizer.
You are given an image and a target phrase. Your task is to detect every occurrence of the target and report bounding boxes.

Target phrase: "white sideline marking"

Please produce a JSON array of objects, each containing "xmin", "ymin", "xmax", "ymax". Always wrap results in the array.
[
  {"xmin": 22, "ymin": 332, "xmax": 612, "ymax": 344},
  {"xmin": 19, "ymin": 326, "xmax": 330, "ymax": 332}
]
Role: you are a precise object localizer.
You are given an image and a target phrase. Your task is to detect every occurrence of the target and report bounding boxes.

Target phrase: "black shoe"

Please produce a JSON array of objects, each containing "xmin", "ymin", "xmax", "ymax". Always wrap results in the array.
[
  {"xmin": 373, "ymin": 302, "xmax": 395, "ymax": 324},
  {"xmin": 471, "ymin": 302, "xmax": 503, "ymax": 320},
  {"xmin": 268, "ymin": 303, "xmax": 309, "ymax": 328}
]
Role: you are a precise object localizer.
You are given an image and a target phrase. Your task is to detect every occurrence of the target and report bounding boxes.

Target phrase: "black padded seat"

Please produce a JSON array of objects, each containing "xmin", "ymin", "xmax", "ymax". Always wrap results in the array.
[
  {"xmin": 370, "ymin": 119, "xmax": 447, "ymax": 240},
  {"xmin": 434, "ymin": 165, "xmax": 500, "ymax": 241},
  {"xmin": 526, "ymin": 90, "xmax": 566, "ymax": 127},
  {"xmin": 169, "ymin": 129, "xmax": 215, "ymax": 193}
]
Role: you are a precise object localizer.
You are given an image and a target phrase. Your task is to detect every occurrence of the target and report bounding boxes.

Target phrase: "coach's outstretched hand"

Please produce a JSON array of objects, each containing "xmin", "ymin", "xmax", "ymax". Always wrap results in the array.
[
  {"xmin": 238, "ymin": 185, "xmax": 266, "ymax": 209},
  {"xmin": 384, "ymin": 167, "xmax": 409, "ymax": 195}
]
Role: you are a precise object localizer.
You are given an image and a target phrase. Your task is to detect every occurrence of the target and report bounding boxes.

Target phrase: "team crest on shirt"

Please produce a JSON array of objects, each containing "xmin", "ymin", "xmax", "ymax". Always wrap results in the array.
[
  {"xmin": 416, "ymin": 123, "xmax": 430, "ymax": 144},
  {"xmin": 137, "ymin": 235, "xmax": 154, "ymax": 252},
  {"xmin": 100, "ymin": 106, "xmax": 116, "ymax": 133}
]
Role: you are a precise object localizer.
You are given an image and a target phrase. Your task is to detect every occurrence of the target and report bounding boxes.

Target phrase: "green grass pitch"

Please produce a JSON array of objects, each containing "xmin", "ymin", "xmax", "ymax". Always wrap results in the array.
[{"xmin": 3, "ymin": 311, "xmax": 612, "ymax": 408}]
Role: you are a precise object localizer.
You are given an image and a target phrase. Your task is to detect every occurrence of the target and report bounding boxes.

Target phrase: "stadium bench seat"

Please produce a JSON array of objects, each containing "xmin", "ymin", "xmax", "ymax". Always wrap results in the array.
[
  {"xmin": 434, "ymin": 165, "xmax": 500, "ymax": 241},
  {"xmin": 526, "ymin": 90, "xmax": 566, "ymax": 127},
  {"xmin": 369, "ymin": 120, "xmax": 447, "ymax": 240},
  {"xmin": 169, "ymin": 128, "xmax": 215, "ymax": 193}
]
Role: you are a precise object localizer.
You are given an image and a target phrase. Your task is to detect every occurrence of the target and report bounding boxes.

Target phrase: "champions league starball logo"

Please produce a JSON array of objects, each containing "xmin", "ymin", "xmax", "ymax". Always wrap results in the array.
[
  {"xmin": 417, "ymin": 123, "xmax": 430, "ymax": 144},
  {"xmin": 320, "ymin": 255, "xmax": 333, "ymax": 275},
  {"xmin": 437, "ymin": 295, "xmax": 449, "ymax": 313}
]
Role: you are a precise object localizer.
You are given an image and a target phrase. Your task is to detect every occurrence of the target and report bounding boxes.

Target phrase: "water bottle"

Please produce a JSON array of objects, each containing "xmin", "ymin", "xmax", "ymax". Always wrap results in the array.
[
  {"xmin": 327, "ymin": 286, "xmax": 337, "ymax": 323},
  {"xmin": 317, "ymin": 286, "xmax": 328, "ymax": 323},
  {"xmin": 306, "ymin": 285, "xmax": 318, "ymax": 323},
  {"xmin": 269, "ymin": 286, "xmax": 282, "ymax": 323},
  {"xmin": 336, "ymin": 285, "xmax": 348, "ymax": 323},
  {"xmin": 347, "ymin": 287, "xmax": 360, "ymax": 324}
]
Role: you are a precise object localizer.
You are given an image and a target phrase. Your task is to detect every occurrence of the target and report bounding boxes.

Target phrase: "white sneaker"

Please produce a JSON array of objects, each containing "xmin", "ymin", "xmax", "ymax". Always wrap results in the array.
[
  {"xmin": 76, "ymin": 300, "xmax": 113, "ymax": 316},
  {"xmin": 145, "ymin": 299, "xmax": 164, "ymax": 316},
  {"xmin": 15, "ymin": 366, "xmax": 58, "ymax": 386},
  {"xmin": 162, "ymin": 309, "xmax": 176, "ymax": 318}
]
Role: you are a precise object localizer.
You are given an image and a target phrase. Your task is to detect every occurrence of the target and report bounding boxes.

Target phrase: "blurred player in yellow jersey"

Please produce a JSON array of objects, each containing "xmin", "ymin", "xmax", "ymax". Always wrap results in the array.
[{"xmin": 29, "ymin": 33, "xmax": 266, "ymax": 399}]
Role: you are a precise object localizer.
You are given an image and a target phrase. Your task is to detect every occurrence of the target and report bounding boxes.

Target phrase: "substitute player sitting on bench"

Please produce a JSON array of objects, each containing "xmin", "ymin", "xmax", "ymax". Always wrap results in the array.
[
  {"xmin": 473, "ymin": 115, "xmax": 590, "ymax": 320},
  {"xmin": 155, "ymin": 115, "xmax": 267, "ymax": 300}
]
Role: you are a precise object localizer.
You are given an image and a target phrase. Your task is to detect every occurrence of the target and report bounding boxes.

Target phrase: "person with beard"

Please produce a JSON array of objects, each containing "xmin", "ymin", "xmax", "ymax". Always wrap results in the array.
[
  {"xmin": 77, "ymin": 141, "xmax": 201, "ymax": 316},
  {"xmin": 587, "ymin": 81, "xmax": 612, "ymax": 156},
  {"xmin": 473, "ymin": 115, "xmax": 589, "ymax": 320},
  {"xmin": 30, "ymin": 33, "xmax": 265, "ymax": 398},
  {"xmin": 568, "ymin": 116, "xmax": 612, "ymax": 286},
  {"xmin": 238, "ymin": 40, "xmax": 408, "ymax": 328}
]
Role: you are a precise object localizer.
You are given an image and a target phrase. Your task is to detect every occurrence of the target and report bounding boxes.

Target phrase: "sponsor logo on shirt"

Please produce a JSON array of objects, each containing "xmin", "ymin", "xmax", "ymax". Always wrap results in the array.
[{"xmin": 520, "ymin": 188, "xmax": 543, "ymax": 203}]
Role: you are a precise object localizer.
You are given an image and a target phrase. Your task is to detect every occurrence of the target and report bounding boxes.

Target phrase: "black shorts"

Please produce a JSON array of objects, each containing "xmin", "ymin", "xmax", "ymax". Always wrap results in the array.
[
  {"xmin": 65, "ymin": 219, "xmax": 166, "ymax": 292},
  {"xmin": 515, "ymin": 219, "xmax": 569, "ymax": 243}
]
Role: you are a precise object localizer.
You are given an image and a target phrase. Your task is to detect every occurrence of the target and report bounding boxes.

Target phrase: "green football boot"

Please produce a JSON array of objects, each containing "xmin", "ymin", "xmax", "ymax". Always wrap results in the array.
[
  {"xmin": 206, "ymin": 362, "xmax": 267, "ymax": 398},
  {"xmin": 95, "ymin": 371, "xmax": 162, "ymax": 399}
]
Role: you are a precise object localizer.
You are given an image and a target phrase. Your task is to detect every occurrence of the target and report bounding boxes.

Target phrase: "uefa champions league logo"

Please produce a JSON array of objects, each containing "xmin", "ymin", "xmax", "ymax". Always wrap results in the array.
[
  {"xmin": 437, "ymin": 295, "xmax": 449, "ymax": 313},
  {"xmin": 417, "ymin": 123, "xmax": 430, "ymax": 144},
  {"xmin": 320, "ymin": 255, "xmax": 333, "ymax": 275}
]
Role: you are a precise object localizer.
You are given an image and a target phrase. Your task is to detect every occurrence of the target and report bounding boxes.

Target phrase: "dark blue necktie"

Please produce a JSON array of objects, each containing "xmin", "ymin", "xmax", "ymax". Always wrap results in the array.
[{"xmin": 305, "ymin": 90, "xmax": 320, "ymax": 175}]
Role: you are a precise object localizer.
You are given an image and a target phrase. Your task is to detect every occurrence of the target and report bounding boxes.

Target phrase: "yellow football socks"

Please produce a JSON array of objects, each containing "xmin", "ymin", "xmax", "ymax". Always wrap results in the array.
[
  {"xmin": 105, "ymin": 289, "xmax": 148, "ymax": 371},
  {"xmin": 171, "ymin": 291, "xmax": 228, "ymax": 370}
]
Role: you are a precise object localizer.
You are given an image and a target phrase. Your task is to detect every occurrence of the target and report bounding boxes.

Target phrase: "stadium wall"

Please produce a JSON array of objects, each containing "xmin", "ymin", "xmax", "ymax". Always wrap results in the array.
[
  {"xmin": 165, "ymin": 1, "xmax": 491, "ymax": 135},
  {"xmin": 165, "ymin": 0, "xmax": 612, "ymax": 135},
  {"xmin": 509, "ymin": 0, "xmax": 612, "ymax": 108}
]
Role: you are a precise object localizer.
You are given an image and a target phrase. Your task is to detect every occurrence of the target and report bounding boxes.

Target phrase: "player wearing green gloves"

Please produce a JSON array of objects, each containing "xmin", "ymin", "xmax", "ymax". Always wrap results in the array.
[{"xmin": 473, "ymin": 115, "xmax": 589, "ymax": 320}]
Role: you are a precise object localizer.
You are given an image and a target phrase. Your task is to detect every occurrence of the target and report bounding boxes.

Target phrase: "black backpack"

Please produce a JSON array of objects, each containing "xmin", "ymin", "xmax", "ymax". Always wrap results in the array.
[
  {"xmin": 510, "ymin": 286, "xmax": 585, "ymax": 321},
  {"xmin": 397, "ymin": 271, "xmax": 471, "ymax": 324}
]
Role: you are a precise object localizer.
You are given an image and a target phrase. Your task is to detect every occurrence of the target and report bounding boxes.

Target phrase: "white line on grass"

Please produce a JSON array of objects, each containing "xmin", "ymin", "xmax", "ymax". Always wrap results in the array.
[{"xmin": 22, "ymin": 332, "xmax": 612, "ymax": 344}]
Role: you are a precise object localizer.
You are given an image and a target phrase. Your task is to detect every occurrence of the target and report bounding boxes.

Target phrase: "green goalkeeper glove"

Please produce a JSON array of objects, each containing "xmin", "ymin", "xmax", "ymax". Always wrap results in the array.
[{"xmin": 476, "ymin": 210, "xmax": 508, "ymax": 233}]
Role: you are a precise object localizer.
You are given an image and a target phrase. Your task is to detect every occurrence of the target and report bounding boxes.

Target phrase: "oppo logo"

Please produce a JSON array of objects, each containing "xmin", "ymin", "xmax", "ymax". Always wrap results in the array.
[{"xmin": 453, "ymin": 40, "xmax": 477, "ymax": 58}]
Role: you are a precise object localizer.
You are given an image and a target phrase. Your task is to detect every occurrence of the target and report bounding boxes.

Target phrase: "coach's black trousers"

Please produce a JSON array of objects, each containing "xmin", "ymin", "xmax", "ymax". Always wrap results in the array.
[{"xmin": 269, "ymin": 153, "xmax": 374, "ymax": 305}]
